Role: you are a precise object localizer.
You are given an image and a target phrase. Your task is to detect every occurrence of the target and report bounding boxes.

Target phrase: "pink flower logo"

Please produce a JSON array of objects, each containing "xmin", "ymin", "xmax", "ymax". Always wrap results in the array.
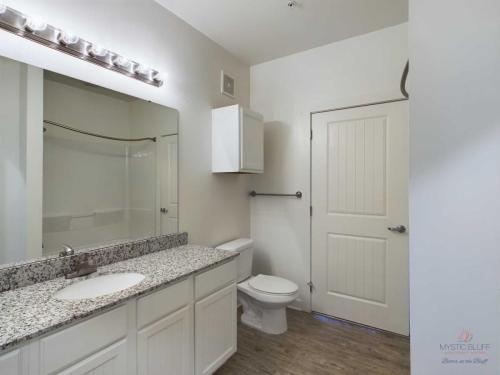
[{"xmin": 457, "ymin": 330, "xmax": 474, "ymax": 343}]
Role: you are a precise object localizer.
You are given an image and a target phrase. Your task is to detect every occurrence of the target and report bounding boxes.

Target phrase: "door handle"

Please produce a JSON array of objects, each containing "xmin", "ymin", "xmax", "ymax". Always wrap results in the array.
[
  {"xmin": 160, "ymin": 208, "xmax": 168, "ymax": 214},
  {"xmin": 387, "ymin": 225, "xmax": 406, "ymax": 233}
]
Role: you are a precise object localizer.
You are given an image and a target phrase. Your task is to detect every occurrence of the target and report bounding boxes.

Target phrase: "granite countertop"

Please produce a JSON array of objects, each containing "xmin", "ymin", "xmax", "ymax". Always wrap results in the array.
[{"xmin": 0, "ymin": 245, "xmax": 237, "ymax": 352}]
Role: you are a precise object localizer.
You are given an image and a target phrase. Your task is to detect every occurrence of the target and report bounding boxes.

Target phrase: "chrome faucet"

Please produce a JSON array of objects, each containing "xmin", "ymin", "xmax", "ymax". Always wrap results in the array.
[
  {"xmin": 58, "ymin": 244, "xmax": 97, "ymax": 279},
  {"xmin": 59, "ymin": 244, "xmax": 75, "ymax": 257},
  {"xmin": 65, "ymin": 256, "xmax": 97, "ymax": 279}
]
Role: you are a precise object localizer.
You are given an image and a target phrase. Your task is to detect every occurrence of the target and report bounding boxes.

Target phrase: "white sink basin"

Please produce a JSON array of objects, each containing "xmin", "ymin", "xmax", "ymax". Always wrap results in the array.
[{"xmin": 54, "ymin": 273, "xmax": 145, "ymax": 301}]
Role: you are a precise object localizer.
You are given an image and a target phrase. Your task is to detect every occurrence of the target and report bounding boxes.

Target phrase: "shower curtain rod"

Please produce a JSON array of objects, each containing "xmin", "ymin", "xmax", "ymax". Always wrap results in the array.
[{"xmin": 43, "ymin": 120, "xmax": 157, "ymax": 142}]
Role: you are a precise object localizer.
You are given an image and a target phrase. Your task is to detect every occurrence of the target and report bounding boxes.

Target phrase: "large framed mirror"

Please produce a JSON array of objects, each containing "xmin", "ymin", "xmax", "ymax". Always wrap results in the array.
[{"xmin": 0, "ymin": 55, "xmax": 179, "ymax": 264}]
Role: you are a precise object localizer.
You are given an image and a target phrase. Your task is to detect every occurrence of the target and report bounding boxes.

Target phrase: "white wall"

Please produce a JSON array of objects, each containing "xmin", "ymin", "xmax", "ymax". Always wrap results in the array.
[
  {"xmin": 0, "ymin": 57, "xmax": 43, "ymax": 263},
  {"xmin": 0, "ymin": 0, "xmax": 251, "ymax": 248},
  {"xmin": 250, "ymin": 24, "xmax": 408, "ymax": 310},
  {"xmin": 409, "ymin": 1, "xmax": 500, "ymax": 373}
]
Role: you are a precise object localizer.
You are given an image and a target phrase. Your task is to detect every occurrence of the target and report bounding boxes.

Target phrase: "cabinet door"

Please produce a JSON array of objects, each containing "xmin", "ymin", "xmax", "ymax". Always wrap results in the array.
[
  {"xmin": 138, "ymin": 304, "xmax": 194, "ymax": 375},
  {"xmin": 0, "ymin": 349, "xmax": 22, "ymax": 375},
  {"xmin": 195, "ymin": 283, "xmax": 237, "ymax": 375},
  {"xmin": 40, "ymin": 305, "xmax": 127, "ymax": 375},
  {"xmin": 240, "ymin": 109, "xmax": 264, "ymax": 173},
  {"xmin": 58, "ymin": 340, "xmax": 127, "ymax": 375}
]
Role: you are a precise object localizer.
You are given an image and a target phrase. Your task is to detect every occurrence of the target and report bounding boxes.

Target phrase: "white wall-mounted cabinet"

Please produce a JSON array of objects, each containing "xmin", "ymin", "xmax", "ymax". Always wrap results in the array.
[
  {"xmin": 0, "ymin": 260, "xmax": 237, "ymax": 375},
  {"xmin": 212, "ymin": 105, "xmax": 264, "ymax": 173}
]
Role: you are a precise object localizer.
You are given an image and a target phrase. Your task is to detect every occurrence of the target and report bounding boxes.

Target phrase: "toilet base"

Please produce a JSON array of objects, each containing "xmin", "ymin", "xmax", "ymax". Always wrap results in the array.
[
  {"xmin": 238, "ymin": 291, "xmax": 289, "ymax": 335},
  {"xmin": 241, "ymin": 306, "xmax": 288, "ymax": 334}
]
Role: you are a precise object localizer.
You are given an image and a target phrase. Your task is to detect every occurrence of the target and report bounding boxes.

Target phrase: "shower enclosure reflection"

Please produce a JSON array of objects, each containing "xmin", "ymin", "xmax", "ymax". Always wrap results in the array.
[
  {"xmin": 42, "ymin": 72, "xmax": 178, "ymax": 256},
  {"xmin": 0, "ymin": 54, "xmax": 178, "ymax": 263}
]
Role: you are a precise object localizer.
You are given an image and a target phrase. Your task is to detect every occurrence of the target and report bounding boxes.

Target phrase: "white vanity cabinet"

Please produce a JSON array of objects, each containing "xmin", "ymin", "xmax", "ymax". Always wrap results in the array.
[
  {"xmin": 137, "ymin": 305, "xmax": 193, "ymax": 375},
  {"xmin": 136, "ymin": 278, "xmax": 194, "ymax": 375},
  {"xmin": 212, "ymin": 104, "xmax": 264, "ymax": 174},
  {"xmin": 39, "ymin": 305, "xmax": 128, "ymax": 375},
  {"xmin": 195, "ymin": 285, "xmax": 237, "ymax": 375},
  {"xmin": 0, "ymin": 259, "xmax": 237, "ymax": 375},
  {"xmin": 194, "ymin": 261, "xmax": 237, "ymax": 375},
  {"xmin": 56, "ymin": 340, "xmax": 127, "ymax": 375},
  {"xmin": 0, "ymin": 348, "xmax": 22, "ymax": 374}
]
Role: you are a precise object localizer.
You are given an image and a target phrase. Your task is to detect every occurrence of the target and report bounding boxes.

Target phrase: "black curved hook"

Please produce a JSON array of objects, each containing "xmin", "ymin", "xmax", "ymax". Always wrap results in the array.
[{"xmin": 400, "ymin": 60, "xmax": 409, "ymax": 99}]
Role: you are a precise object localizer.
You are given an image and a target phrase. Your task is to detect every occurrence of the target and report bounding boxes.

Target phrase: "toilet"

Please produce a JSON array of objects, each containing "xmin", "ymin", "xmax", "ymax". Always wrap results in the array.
[{"xmin": 216, "ymin": 238, "xmax": 299, "ymax": 335}]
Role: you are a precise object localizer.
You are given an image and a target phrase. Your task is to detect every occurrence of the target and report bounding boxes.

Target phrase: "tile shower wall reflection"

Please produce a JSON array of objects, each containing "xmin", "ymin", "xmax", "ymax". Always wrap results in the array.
[
  {"xmin": 42, "ymin": 135, "xmax": 157, "ymax": 255},
  {"xmin": 42, "ymin": 72, "xmax": 176, "ymax": 256}
]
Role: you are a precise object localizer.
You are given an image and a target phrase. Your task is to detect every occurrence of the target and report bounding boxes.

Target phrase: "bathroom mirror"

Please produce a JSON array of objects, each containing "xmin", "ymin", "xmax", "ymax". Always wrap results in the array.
[{"xmin": 0, "ymin": 55, "xmax": 179, "ymax": 264}]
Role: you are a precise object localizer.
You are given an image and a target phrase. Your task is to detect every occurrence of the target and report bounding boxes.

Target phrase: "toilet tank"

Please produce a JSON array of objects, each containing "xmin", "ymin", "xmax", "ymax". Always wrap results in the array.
[{"xmin": 216, "ymin": 238, "xmax": 254, "ymax": 282}]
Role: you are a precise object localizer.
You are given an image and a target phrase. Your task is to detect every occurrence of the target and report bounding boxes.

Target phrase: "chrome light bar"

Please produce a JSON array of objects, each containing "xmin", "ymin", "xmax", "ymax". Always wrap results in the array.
[{"xmin": 0, "ymin": 5, "xmax": 164, "ymax": 87}]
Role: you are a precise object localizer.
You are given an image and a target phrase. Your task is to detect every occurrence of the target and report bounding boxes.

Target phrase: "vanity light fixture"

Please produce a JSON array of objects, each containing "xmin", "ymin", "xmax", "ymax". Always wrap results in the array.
[
  {"xmin": 135, "ymin": 64, "xmax": 155, "ymax": 80},
  {"xmin": 152, "ymin": 71, "xmax": 166, "ymax": 84},
  {"xmin": 23, "ymin": 16, "xmax": 47, "ymax": 32},
  {"xmin": 112, "ymin": 55, "xmax": 135, "ymax": 73},
  {"xmin": 87, "ymin": 43, "xmax": 113, "ymax": 65},
  {"xmin": 0, "ymin": 4, "xmax": 164, "ymax": 87},
  {"xmin": 88, "ymin": 43, "xmax": 107, "ymax": 57},
  {"xmin": 57, "ymin": 30, "xmax": 79, "ymax": 46}
]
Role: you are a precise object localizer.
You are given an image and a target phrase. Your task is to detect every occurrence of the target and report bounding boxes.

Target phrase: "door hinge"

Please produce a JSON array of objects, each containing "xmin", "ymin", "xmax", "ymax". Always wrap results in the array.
[
  {"xmin": 307, "ymin": 281, "xmax": 314, "ymax": 293},
  {"xmin": 310, "ymin": 206, "xmax": 313, "ymax": 216},
  {"xmin": 310, "ymin": 129, "xmax": 313, "ymax": 140}
]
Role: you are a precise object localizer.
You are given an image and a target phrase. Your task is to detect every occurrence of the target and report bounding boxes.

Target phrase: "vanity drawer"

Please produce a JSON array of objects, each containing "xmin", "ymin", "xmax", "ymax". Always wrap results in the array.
[
  {"xmin": 40, "ymin": 305, "xmax": 127, "ymax": 374},
  {"xmin": 137, "ymin": 277, "xmax": 193, "ymax": 329},
  {"xmin": 195, "ymin": 260, "xmax": 236, "ymax": 300}
]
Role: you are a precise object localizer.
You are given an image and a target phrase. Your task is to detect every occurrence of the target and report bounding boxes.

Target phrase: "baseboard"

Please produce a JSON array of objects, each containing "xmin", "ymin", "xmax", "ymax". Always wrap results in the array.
[{"xmin": 288, "ymin": 303, "xmax": 305, "ymax": 312}]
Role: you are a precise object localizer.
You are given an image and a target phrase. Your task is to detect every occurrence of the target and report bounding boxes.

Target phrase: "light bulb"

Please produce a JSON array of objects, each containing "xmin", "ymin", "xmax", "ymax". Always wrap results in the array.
[
  {"xmin": 58, "ymin": 30, "xmax": 79, "ymax": 45},
  {"xmin": 135, "ymin": 64, "xmax": 154, "ymax": 80},
  {"xmin": 88, "ymin": 44, "xmax": 107, "ymax": 57},
  {"xmin": 135, "ymin": 64, "xmax": 151, "ymax": 75},
  {"xmin": 113, "ymin": 55, "xmax": 130, "ymax": 67},
  {"xmin": 153, "ymin": 71, "xmax": 165, "ymax": 84},
  {"xmin": 113, "ymin": 55, "xmax": 135, "ymax": 73},
  {"xmin": 24, "ymin": 16, "xmax": 47, "ymax": 32},
  {"xmin": 0, "ymin": 5, "xmax": 7, "ymax": 14}
]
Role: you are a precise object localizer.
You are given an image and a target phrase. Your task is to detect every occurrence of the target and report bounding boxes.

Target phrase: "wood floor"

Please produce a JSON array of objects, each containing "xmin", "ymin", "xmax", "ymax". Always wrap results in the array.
[{"xmin": 216, "ymin": 309, "xmax": 410, "ymax": 375}]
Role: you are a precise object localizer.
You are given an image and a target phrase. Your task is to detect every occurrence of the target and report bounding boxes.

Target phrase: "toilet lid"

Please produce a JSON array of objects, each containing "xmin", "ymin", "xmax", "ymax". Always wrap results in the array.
[{"xmin": 249, "ymin": 275, "xmax": 298, "ymax": 295}]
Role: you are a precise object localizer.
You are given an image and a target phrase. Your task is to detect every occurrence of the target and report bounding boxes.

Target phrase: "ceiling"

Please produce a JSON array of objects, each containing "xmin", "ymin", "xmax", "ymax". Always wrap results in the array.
[{"xmin": 155, "ymin": 0, "xmax": 408, "ymax": 65}]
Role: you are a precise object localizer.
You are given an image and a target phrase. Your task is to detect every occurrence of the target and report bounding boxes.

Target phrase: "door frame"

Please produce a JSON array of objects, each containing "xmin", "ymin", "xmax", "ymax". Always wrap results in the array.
[
  {"xmin": 307, "ymin": 97, "xmax": 409, "ymax": 312},
  {"xmin": 155, "ymin": 132, "xmax": 179, "ymax": 236}
]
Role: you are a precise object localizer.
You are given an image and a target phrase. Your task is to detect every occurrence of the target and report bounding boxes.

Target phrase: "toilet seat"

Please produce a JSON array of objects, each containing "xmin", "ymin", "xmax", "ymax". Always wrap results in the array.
[{"xmin": 248, "ymin": 274, "xmax": 298, "ymax": 296}]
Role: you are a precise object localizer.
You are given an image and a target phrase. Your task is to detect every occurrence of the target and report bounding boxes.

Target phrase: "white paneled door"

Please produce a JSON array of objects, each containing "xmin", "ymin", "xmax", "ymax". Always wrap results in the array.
[
  {"xmin": 311, "ymin": 101, "xmax": 409, "ymax": 335},
  {"xmin": 159, "ymin": 135, "xmax": 178, "ymax": 235}
]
